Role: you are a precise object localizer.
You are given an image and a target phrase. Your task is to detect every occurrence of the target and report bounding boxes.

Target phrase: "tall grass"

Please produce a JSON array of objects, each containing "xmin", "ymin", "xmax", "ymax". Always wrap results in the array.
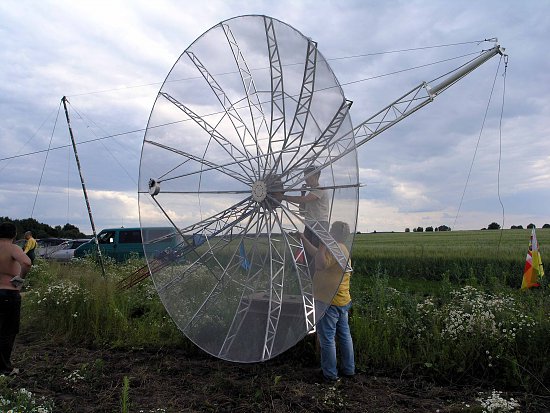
[
  {"xmin": 19, "ymin": 229, "xmax": 550, "ymax": 393},
  {"xmin": 121, "ymin": 376, "xmax": 130, "ymax": 413},
  {"xmin": 22, "ymin": 257, "xmax": 191, "ymax": 350},
  {"xmin": 351, "ymin": 269, "xmax": 550, "ymax": 392}
]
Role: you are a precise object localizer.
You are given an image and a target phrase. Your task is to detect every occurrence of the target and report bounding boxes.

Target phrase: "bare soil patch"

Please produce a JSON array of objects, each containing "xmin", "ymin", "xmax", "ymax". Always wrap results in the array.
[{"xmin": 10, "ymin": 333, "xmax": 549, "ymax": 412}]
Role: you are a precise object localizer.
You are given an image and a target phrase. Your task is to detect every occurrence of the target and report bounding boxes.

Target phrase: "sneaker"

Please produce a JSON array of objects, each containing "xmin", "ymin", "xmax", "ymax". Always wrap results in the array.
[{"xmin": 323, "ymin": 375, "xmax": 340, "ymax": 383}]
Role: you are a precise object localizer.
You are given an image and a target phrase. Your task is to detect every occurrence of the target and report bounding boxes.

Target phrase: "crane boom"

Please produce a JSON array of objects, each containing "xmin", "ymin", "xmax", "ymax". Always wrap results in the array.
[
  {"xmin": 354, "ymin": 45, "xmax": 504, "ymax": 148},
  {"xmin": 302, "ymin": 45, "xmax": 505, "ymax": 181}
]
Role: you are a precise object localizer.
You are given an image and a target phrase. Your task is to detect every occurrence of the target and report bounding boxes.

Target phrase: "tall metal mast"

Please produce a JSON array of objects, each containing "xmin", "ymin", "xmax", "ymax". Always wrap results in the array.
[{"xmin": 61, "ymin": 96, "xmax": 106, "ymax": 278}]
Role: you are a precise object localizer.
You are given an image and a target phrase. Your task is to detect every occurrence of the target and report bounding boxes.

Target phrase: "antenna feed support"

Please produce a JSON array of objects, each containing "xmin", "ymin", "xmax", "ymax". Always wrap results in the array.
[
  {"xmin": 426, "ymin": 45, "xmax": 503, "ymax": 97},
  {"xmin": 149, "ymin": 179, "xmax": 161, "ymax": 196}
]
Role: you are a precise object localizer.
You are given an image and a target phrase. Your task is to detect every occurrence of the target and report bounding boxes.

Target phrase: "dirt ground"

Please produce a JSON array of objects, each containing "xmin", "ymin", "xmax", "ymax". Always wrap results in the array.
[{"xmin": 10, "ymin": 332, "xmax": 550, "ymax": 413}]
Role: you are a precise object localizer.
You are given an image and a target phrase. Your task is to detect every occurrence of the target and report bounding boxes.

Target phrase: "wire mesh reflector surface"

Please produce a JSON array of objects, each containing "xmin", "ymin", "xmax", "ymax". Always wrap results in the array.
[{"xmin": 138, "ymin": 15, "xmax": 359, "ymax": 362}]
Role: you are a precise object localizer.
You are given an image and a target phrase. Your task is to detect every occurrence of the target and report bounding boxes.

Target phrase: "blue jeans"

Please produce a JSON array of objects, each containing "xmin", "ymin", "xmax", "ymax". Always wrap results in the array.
[{"xmin": 316, "ymin": 301, "xmax": 355, "ymax": 379}]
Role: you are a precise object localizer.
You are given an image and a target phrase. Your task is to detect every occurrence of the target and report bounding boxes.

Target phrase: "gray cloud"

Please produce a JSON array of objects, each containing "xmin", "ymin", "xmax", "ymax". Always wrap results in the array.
[{"xmin": 1, "ymin": 0, "xmax": 549, "ymax": 234}]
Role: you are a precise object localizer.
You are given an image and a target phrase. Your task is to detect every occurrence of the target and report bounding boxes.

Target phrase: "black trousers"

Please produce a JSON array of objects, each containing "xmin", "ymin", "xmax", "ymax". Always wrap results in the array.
[
  {"xmin": 0, "ymin": 290, "xmax": 21, "ymax": 372},
  {"xmin": 26, "ymin": 249, "xmax": 35, "ymax": 264}
]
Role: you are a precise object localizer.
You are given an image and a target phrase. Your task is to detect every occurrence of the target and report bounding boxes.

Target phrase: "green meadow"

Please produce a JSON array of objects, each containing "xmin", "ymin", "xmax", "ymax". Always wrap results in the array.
[
  {"xmin": 4, "ymin": 228, "xmax": 547, "ymax": 410},
  {"xmin": 352, "ymin": 228, "xmax": 549, "ymax": 288}
]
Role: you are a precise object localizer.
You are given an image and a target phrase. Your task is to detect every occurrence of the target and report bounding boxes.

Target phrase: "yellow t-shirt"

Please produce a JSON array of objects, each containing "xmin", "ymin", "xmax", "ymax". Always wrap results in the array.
[
  {"xmin": 23, "ymin": 237, "xmax": 37, "ymax": 253},
  {"xmin": 313, "ymin": 243, "xmax": 351, "ymax": 306}
]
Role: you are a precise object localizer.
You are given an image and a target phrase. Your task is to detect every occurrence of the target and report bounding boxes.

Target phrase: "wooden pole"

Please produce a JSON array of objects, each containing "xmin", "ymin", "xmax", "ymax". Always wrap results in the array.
[{"xmin": 61, "ymin": 96, "xmax": 106, "ymax": 277}]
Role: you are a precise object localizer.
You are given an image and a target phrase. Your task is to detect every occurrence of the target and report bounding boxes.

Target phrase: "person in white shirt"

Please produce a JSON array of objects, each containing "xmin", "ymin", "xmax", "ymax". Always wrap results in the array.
[{"xmin": 282, "ymin": 165, "xmax": 330, "ymax": 273}]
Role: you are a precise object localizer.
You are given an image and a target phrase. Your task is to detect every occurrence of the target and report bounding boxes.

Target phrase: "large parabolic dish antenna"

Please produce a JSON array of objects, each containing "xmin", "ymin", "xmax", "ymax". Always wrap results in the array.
[
  {"xmin": 138, "ymin": 14, "xmax": 504, "ymax": 363},
  {"xmin": 138, "ymin": 15, "xmax": 359, "ymax": 362}
]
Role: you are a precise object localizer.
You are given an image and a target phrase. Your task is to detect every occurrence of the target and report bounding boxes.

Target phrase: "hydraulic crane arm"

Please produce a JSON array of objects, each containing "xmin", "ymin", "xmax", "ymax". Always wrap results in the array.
[
  {"xmin": 302, "ymin": 45, "xmax": 505, "ymax": 180},
  {"xmin": 353, "ymin": 45, "xmax": 505, "ymax": 148}
]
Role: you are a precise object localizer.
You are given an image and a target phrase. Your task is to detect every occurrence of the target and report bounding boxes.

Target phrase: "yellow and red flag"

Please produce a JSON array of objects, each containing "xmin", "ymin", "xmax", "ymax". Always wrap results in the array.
[{"xmin": 521, "ymin": 228, "xmax": 545, "ymax": 289}]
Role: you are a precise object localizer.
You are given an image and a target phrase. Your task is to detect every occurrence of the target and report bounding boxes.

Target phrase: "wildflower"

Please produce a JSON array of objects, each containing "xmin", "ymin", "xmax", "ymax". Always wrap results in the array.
[
  {"xmin": 66, "ymin": 370, "xmax": 85, "ymax": 383},
  {"xmin": 476, "ymin": 390, "xmax": 520, "ymax": 412}
]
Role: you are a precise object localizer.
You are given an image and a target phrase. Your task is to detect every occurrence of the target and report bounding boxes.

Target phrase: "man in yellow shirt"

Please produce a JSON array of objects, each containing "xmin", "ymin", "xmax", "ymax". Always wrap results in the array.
[
  {"xmin": 23, "ymin": 231, "xmax": 37, "ymax": 264},
  {"xmin": 300, "ymin": 221, "xmax": 355, "ymax": 382}
]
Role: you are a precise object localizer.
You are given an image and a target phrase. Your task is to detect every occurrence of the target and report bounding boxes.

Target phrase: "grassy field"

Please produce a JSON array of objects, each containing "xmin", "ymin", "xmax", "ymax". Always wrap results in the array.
[
  {"xmin": 351, "ymin": 228, "xmax": 549, "ymax": 288},
  {"xmin": 353, "ymin": 227, "xmax": 550, "ymax": 255},
  {"xmin": 3, "ymin": 229, "xmax": 547, "ymax": 411}
]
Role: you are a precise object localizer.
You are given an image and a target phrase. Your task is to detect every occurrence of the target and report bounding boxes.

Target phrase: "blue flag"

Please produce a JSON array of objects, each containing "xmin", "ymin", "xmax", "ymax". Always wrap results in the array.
[{"xmin": 239, "ymin": 241, "xmax": 251, "ymax": 270}]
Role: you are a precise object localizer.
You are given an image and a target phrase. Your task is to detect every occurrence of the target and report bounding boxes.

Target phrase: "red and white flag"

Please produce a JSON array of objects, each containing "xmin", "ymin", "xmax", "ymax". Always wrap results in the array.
[{"xmin": 521, "ymin": 228, "xmax": 544, "ymax": 289}]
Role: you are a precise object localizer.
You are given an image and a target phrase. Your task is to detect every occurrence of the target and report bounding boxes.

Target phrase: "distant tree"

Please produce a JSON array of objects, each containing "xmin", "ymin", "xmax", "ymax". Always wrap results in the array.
[
  {"xmin": 426, "ymin": 226, "xmax": 433, "ymax": 232},
  {"xmin": 517, "ymin": 225, "xmax": 524, "ymax": 229},
  {"xmin": 510, "ymin": 225, "xmax": 516, "ymax": 229},
  {"xmin": 60, "ymin": 223, "xmax": 86, "ymax": 238},
  {"xmin": 527, "ymin": 223, "xmax": 536, "ymax": 229},
  {"xmin": 405, "ymin": 228, "xmax": 410, "ymax": 233},
  {"xmin": 487, "ymin": 222, "xmax": 501, "ymax": 230},
  {"xmin": 437, "ymin": 225, "xmax": 451, "ymax": 232},
  {"xmin": 0, "ymin": 216, "xmax": 85, "ymax": 239},
  {"xmin": 356, "ymin": 231, "xmax": 361, "ymax": 234},
  {"xmin": 543, "ymin": 224, "xmax": 550, "ymax": 229},
  {"xmin": 416, "ymin": 226, "xmax": 424, "ymax": 233},
  {"xmin": 15, "ymin": 217, "xmax": 50, "ymax": 238}
]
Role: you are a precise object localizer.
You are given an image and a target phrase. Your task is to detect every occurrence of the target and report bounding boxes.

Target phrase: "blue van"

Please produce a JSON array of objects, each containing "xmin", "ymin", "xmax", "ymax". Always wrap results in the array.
[{"xmin": 74, "ymin": 227, "xmax": 180, "ymax": 262}]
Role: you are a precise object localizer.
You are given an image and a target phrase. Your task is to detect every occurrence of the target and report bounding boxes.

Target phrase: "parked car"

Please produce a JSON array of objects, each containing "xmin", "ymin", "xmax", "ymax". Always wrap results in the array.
[
  {"xmin": 74, "ymin": 227, "xmax": 180, "ymax": 262},
  {"xmin": 36, "ymin": 238, "xmax": 68, "ymax": 258},
  {"xmin": 46, "ymin": 239, "xmax": 91, "ymax": 262}
]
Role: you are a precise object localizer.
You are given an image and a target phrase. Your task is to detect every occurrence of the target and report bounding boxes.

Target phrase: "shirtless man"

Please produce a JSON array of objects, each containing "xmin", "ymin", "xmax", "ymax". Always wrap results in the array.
[{"xmin": 0, "ymin": 222, "xmax": 31, "ymax": 375}]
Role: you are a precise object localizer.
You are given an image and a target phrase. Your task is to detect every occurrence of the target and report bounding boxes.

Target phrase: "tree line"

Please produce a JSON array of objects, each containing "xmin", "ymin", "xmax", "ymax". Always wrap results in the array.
[
  {"xmin": 405, "ymin": 225, "xmax": 451, "ymax": 233},
  {"xmin": 404, "ymin": 223, "xmax": 550, "ymax": 232},
  {"xmin": 0, "ymin": 217, "xmax": 87, "ymax": 239},
  {"xmin": 484, "ymin": 222, "xmax": 550, "ymax": 230}
]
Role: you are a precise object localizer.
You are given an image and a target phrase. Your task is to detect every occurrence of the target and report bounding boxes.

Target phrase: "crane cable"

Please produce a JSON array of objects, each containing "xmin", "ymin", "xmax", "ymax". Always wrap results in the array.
[
  {"xmin": 0, "ymin": 48, "xmax": 495, "ymax": 164},
  {"xmin": 30, "ymin": 101, "xmax": 62, "ymax": 218},
  {"xmin": 496, "ymin": 55, "xmax": 509, "ymax": 251},
  {"xmin": 451, "ymin": 54, "xmax": 507, "ymax": 232},
  {"xmin": 0, "ymin": 106, "xmax": 60, "ymax": 173},
  {"xmin": 68, "ymin": 39, "xmax": 497, "ymax": 97},
  {"xmin": 68, "ymin": 102, "xmax": 138, "ymax": 185}
]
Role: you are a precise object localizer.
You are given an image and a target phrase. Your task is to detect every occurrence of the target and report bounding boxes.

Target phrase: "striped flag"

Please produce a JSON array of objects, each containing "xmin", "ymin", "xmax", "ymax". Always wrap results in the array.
[{"xmin": 521, "ymin": 228, "xmax": 545, "ymax": 289}]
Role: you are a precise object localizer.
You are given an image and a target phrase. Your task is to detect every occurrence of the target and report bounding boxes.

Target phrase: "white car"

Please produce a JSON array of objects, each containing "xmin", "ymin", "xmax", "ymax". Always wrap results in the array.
[
  {"xmin": 36, "ymin": 238, "xmax": 68, "ymax": 258},
  {"xmin": 46, "ymin": 239, "xmax": 91, "ymax": 262}
]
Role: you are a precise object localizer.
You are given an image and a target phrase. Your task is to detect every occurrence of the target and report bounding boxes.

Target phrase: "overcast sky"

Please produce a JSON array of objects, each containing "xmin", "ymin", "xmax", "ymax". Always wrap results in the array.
[{"xmin": 1, "ymin": 0, "xmax": 549, "ymax": 235}]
